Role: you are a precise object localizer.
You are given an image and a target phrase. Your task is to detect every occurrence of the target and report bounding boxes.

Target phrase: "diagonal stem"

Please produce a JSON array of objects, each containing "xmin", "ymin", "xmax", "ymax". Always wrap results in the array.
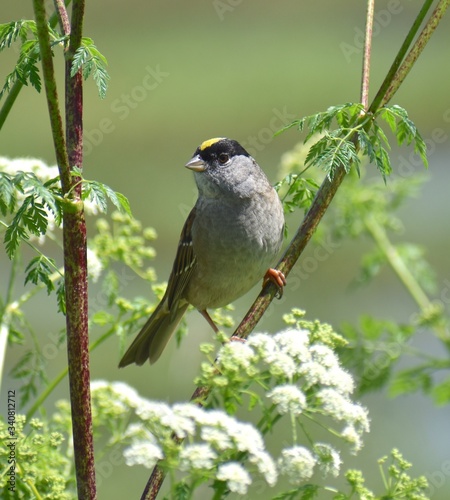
[
  {"xmin": 379, "ymin": 0, "xmax": 450, "ymax": 107},
  {"xmin": 368, "ymin": 0, "xmax": 435, "ymax": 113}
]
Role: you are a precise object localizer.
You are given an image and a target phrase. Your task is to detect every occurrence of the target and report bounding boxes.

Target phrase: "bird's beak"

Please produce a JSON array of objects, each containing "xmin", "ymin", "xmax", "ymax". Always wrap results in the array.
[{"xmin": 185, "ymin": 155, "xmax": 206, "ymax": 172}]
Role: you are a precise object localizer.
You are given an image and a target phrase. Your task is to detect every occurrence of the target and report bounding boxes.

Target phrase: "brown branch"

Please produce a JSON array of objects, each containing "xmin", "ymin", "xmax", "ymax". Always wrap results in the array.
[{"xmin": 63, "ymin": 1, "xmax": 97, "ymax": 499}]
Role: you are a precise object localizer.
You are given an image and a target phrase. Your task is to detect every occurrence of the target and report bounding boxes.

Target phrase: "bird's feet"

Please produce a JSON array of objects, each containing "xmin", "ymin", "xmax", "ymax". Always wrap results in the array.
[{"xmin": 263, "ymin": 268, "xmax": 287, "ymax": 298}]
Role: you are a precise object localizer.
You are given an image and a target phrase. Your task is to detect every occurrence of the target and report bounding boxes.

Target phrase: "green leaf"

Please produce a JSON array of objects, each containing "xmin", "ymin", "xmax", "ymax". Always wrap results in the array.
[
  {"xmin": 0, "ymin": 172, "xmax": 17, "ymax": 215},
  {"xmin": 56, "ymin": 279, "xmax": 66, "ymax": 315},
  {"xmin": 432, "ymin": 378, "xmax": 450, "ymax": 406},
  {"xmin": 24, "ymin": 255, "xmax": 56, "ymax": 294},
  {"xmin": 71, "ymin": 38, "xmax": 110, "ymax": 98},
  {"xmin": 0, "ymin": 20, "xmax": 33, "ymax": 51}
]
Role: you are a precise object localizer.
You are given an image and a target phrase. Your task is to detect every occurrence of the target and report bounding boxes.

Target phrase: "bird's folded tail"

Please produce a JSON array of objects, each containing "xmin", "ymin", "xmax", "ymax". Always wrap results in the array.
[{"xmin": 118, "ymin": 301, "xmax": 189, "ymax": 367}]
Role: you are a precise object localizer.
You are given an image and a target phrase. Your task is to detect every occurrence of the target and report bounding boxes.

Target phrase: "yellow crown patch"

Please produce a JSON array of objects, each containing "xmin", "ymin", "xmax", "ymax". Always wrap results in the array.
[{"xmin": 199, "ymin": 137, "xmax": 225, "ymax": 151}]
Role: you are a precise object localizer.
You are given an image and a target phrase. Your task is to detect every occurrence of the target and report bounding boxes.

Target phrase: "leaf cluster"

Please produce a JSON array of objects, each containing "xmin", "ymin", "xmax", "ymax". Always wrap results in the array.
[
  {"xmin": 0, "ymin": 170, "xmax": 62, "ymax": 258},
  {"xmin": 278, "ymin": 102, "xmax": 427, "ymax": 183},
  {"xmin": 0, "ymin": 20, "xmax": 64, "ymax": 100},
  {"xmin": 71, "ymin": 37, "xmax": 110, "ymax": 98},
  {"xmin": 0, "ymin": 21, "xmax": 109, "ymax": 103}
]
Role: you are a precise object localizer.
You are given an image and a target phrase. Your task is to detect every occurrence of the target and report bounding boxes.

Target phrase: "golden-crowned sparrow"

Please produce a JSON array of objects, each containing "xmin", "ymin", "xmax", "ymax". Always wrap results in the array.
[{"xmin": 119, "ymin": 137, "xmax": 285, "ymax": 367}]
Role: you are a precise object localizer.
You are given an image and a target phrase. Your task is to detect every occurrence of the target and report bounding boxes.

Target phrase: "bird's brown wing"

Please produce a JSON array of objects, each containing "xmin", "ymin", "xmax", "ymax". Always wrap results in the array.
[{"xmin": 166, "ymin": 206, "xmax": 197, "ymax": 312}]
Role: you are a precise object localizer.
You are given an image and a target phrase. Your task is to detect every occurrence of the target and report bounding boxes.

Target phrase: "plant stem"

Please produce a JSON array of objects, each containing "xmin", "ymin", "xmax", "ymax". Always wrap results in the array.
[
  {"xmin": 33, "ymin": 0, "xmax": 96, "ymax": 498},
  {"xmin": 361, "ymin": 0, "xmax": 375, "ymax": 109},
  {"xmin": 380, "ymin": 0, "xmax": 450, "ymax": 107},
  {"xmin": 32, "ymin": 0, "xmax": 71, "ymax": 191},
  {"xmin": 364, "ymin": 215, "xmax": 450, "ymax": 344},
  {"xmin": 0, "ymin": 0, "xmax": 73, "ymax": 131},
  {"xmin": 0, "ymin": 253, "xmax": 20, "ymax": 388},
  {"xmin": 369, "ymin": 0, "xmax": 435, "ymax": 113},
  {"xmin": 0, "ymin": 80, "xmax": 23, "ymax": 131}
]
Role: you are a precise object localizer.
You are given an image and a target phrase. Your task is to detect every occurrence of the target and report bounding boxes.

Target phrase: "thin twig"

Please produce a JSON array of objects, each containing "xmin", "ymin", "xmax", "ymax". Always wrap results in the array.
[
  {"xmin": 361, "ymin": 0, "xmax": 375, "ymax": 109},
  {"xmin": 53, "ymin": 0, "xmax": 71, "ymax": 35}
]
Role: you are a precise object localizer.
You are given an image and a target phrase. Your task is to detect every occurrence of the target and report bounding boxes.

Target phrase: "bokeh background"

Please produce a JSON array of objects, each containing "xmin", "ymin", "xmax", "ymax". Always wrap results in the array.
[{"xmin": 1, "ymin": 1, "xmax": 450, "ymax": 498}]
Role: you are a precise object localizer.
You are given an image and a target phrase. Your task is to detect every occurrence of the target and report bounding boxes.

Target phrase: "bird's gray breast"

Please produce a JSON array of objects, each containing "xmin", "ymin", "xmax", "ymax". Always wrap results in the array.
[{"xmin": 185, "ymin": 193, "xmax": 283, "ymax": 310}]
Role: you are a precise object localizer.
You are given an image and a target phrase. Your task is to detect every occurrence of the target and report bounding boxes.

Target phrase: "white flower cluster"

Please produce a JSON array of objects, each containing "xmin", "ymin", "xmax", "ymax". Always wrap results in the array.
[
  {"xmin": 91, "ymin": 381, "xmax": 276, "ymax": 495},
  {"xmin": 216, "ymin": 328, "xmax": 370, "ymax": 455},
  {"xmin": 92, "ymin": 325, "xmax": 369, "ymax": 495}
]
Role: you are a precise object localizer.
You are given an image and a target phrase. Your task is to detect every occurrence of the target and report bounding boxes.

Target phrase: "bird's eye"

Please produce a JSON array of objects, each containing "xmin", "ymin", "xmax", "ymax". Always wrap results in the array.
[{"xmin": 218, "ymin": 153, "xmax": 229, "ymax": 164}]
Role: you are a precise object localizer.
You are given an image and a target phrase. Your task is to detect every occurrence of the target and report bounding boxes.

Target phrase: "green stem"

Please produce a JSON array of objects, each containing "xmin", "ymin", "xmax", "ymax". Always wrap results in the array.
[
  {"xmin": 0, "ymin": 80, "xmax": 23, "ymax": 131},
  {"xmin": 380, "ymin": 0, "xmax": 450, "ymax": 107},
  {"xmin": 365, "ymin": 216, "xmax": 430, "ymax": 309},
  {"xmin": 0, "ymin": 253, "xmax": 20, "ymax": 388},
  {"xmin": 369, "ymin": 0, "xmax": 435, "ymax": 113},
  {"xmin": 364, "ymin": 215, "xmax": 450, "ymax": 343},
  {"xmin": 0, "ymin": 0, "xmax": 73, "ymax": 131},
  {"xmin": 32, "ymin": 0, "xmax": 71, "ymax": 191}
]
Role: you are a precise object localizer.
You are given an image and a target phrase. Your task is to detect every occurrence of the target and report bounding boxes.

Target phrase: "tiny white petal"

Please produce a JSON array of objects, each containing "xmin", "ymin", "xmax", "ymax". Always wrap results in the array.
[
  {"xmin": 249, "ymin": 450, "xmax": 278, "ymax": 486},
  {"xmin": 179, "ymin": 444, "xmax": 217, "ymax": 471},
  {"xmin": 278, "ymin": 446, "xmax": 317, "ymax": 485},
  {"xmin": 123, "ymin": 441, "xmax": 163, "ymax": 469},
  {"xmin": 216, "ymin": 462, "xmax": 251, "ymax": 495},
  {"xmin": 267, "ymin": 385, "xmax": 306, "ymax": 416},
  {"xmin": 314, "ymin": 443, "xmax": 341, "ymax": 477}
]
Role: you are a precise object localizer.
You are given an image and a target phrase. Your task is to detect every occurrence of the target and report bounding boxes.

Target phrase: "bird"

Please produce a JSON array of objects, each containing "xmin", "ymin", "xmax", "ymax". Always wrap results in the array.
[{"xmin": 119, "ymin": 137, "xmax": 285, "ymax": 367}]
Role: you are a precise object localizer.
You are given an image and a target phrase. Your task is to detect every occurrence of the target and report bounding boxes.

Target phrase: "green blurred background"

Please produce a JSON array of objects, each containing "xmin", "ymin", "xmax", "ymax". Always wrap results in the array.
[{"xmin": 1, "ymin": 1, "xmax": 450, "ymax": 498}]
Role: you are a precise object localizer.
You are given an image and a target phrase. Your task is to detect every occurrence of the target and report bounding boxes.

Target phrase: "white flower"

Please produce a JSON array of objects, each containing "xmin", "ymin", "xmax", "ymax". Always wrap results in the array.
[
  {"xmin": 194, "ymin": 409, "xmax": 235, "ymax": 429},
  {"xmin": 218, "ymin": 341, "xmax": 256, "ymax": 372},
  {"xmin": 275, "ymin": 328, "xmax": 311, "ymax": 362},
  {"xmin": 162, "ymin": 412, "xmax": 196, "ymax": 439},
  {"xmin": 124, "ymin": 422, "xmax": 149, "ymax": 440},
  {"xmin": 317, "ymin": 388, "xmax": 369, "ymax": 431},
  {"xmin": 179, "ymin": 444, "xmax": 217, "ymax": 471},
  {"xmin": 110, "ymin": 381, "xmax": 143, "ymax": 408},
  {"xmin": 310, "ymin": 344, "xmax": 337, "ymax": 368},
  {"xmin": 216, "ymin": 462, "xmax": 252, "ymax": 495},
  {"xmin": 200, "ymin": 426, "xmax": 232, "ymax": 451},
  {"xmin": 172, "ymin": 403, "xmax": 205, "ymax": 423},
  {"xmin": 314, "ymin": 443, "xmax": 341, "ymax": 477},
  {"xmin": 247, "ymin": 333, "xmax": 277, "ymax": 360},
  {"xmin": 228, "ymin": 422, "xmax": 264, "ymax": 454},
  {"xmin": 249, "ymin": 450, "xmax": 278, "ymax": 486},
  {"xmin": 135, "ymin": 400, "xmax": 172, "ymax": 426},
  {"xmin": 268, "ymin": 351, "xmax": 297, "ymax": 379},
  {"xmin": 0, "ymin": 157, "xmax": 59, "ymax": 180},
  {"xmin": 87, "ymin": 248, "xmax": 103, "ymax": 282},
  {"xmin": 341, "ymin": 425, "xmax": 364, "ymax": 454},
  {"xmin": 90, "ymin": 380, "xmax": 109, "ymax": 391},
  {"xmin": 278, "ymin": 446, "xmax": 317, "ymax": 485},
  {"xmin": 123, "ymin": 440, "xmax": 163, "ymax": 469},
  {"xmin": 267, "ymin": 385, "xmax": 306, "ymax": 416},
  {"xmin": 299, "ymin": 360, "xmax": 328, "ymax": 388}
]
